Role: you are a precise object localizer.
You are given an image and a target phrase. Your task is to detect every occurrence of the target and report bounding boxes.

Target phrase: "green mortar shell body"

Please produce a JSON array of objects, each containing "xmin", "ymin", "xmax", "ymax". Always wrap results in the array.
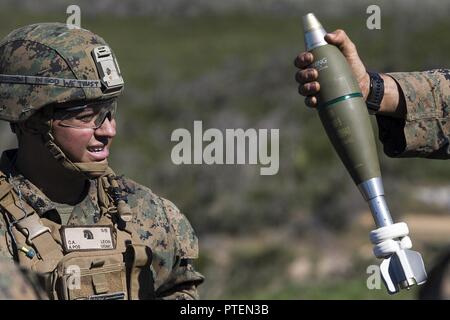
[{"xmin": 310, "ymin": 44, "xmax": 381, "ymax": 184}]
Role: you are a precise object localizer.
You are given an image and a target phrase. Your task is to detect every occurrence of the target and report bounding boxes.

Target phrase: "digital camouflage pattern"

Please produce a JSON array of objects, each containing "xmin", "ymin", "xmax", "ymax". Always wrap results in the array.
[
  {"xmin": 0, "ymin": 149, "xmax": 204, "ymax": 299},
  {"xmin": 376, "ymin": 70, "xmax": 450, "ymax": 158},
  {"xmin": 0, "ymin": 23, "xmax": 122, "ymax": 122},
  {"xmin": 0, "ymin": 257, "xmax": 46, "ymax": 300}
]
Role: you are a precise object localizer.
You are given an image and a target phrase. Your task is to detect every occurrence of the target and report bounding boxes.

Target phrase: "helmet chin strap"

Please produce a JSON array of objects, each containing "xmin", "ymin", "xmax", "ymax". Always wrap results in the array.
[{"xmin": 41, "ymin": 120, "xmax": 109, "ymax": 179}]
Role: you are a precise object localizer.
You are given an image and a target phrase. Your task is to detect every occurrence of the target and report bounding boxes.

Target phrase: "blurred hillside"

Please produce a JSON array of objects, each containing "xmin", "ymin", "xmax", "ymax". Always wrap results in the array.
[{"xmin": 0, "ymin": 0, "xmax": 449, "ymax": 299}]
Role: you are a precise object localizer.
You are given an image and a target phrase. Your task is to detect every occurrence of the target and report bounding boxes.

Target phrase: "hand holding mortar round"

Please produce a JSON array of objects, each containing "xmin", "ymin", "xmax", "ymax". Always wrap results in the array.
[{"xmin": 302, "ymin": 13, "xmax": 427, "ymax": 294}]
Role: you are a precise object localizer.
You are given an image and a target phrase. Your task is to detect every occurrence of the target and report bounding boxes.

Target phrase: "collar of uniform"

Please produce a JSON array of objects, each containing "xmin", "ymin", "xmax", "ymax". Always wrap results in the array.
[{"xmin": 52, "ymin": 180, "xmax": 101, "ymax": 225}]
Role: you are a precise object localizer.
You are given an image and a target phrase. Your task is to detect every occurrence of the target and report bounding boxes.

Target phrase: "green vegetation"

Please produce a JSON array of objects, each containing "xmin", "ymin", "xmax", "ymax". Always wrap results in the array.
[{"xmin": 230, "ymin": 278, "xmax": 416, "ymax": 300}]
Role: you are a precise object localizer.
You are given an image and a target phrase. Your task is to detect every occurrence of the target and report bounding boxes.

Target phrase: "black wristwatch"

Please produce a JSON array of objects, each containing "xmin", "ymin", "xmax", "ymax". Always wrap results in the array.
[{"xmin": 366, "ymin": 71, "xmax": 384, "ymax": 114}]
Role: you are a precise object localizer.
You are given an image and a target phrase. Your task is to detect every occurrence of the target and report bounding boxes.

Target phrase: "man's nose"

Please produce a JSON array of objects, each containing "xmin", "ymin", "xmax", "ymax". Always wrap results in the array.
[{"xmin": 94, "ymin": 117, "xmax": 116, "ymax": 137}]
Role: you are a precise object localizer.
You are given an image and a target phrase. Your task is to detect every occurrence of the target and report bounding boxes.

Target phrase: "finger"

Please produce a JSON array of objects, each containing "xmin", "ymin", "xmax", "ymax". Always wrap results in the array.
[
  {"xmin": 324, "ymin": 29, "xmax": 357, "ymax": 58},
  {"xmin": 294, "ymin": 52, "xmax": 314, "ymax": 69},
  {"xmin": 305, "ymin": 96, "xmax": 317, "ymax": 108},
  {"xmin": 295, "ymin": 68, "xmax": 318, "ymax": 84},
  {"xmin": 298, "ymin": 81, "xmax": 320, "ymax": 96}
]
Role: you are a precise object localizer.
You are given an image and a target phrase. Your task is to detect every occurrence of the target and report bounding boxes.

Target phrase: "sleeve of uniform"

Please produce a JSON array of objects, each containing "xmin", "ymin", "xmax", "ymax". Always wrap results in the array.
[
  {"xmin": 376, "ymin": 70, "xmax": 450, "ymax": 158},
  {"xmin": 156, "ymin": 197, "xmax": 205, "ymax": 300}
]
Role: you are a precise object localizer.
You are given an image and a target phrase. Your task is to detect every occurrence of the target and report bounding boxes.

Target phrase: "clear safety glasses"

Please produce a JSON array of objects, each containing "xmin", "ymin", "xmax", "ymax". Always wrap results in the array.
[{"xmin": 54, "ymin": 99, "xmax": 117, "ymax": 129}]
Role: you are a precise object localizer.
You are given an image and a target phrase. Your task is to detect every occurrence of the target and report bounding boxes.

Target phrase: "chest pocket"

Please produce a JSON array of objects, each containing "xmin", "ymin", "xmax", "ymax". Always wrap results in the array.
[{"xmin": 55, "ymin": 251, "xmax": 127, "ymax": 300}]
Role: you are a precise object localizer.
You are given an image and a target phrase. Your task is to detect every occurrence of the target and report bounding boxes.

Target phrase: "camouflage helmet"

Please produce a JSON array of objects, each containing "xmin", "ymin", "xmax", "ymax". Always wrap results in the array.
[{"xmin": 0, "ymin": 22, "xmax": 124, "ymax": 123}]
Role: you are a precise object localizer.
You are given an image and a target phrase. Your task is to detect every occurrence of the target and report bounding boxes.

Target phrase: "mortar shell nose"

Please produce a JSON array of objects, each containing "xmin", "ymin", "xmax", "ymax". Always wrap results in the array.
[
  {"xmin": 302, "ymin": 13, "xmax": 323, "ymax": 32},
  {"xmin": 302, "ymin": 13, "xmax": 327, "ymax": 51}
]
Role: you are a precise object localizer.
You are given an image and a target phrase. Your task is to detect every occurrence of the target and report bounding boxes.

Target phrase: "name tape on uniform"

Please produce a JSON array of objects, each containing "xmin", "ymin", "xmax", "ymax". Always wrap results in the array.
[{"xmin": 61, "ymin": 226, "xmax": 115, "ymax": 252}]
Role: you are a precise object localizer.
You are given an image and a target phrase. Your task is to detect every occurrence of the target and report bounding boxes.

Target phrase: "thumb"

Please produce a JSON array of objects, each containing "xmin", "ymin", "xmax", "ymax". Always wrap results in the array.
[
  {"xmin": 324, "ymin": 29, "xmax": 357, "ymax": 59},
  {"xmin": 324, "ymin": 31, "xmax": 340, "ymax": 45}
]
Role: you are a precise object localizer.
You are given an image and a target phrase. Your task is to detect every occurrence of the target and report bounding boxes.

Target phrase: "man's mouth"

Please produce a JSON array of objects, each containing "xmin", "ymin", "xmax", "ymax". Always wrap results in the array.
[
  {"xmin": 87, "ymin": 145, "xmax": 105, "ymax": 153},
  {"xmin": 87, "ymin": 145, "xmax": 109, "ymax": 160}
]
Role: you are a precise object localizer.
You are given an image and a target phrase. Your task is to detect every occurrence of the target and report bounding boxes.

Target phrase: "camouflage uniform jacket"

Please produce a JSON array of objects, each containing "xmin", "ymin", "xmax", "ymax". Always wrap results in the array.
[
  {"xmin": 0, "ymin": 149, "xmax": 204, "ymax": 299},
  {"xmin": 377, "ymin": 70, "xmax": 450, "ymax": 158}
]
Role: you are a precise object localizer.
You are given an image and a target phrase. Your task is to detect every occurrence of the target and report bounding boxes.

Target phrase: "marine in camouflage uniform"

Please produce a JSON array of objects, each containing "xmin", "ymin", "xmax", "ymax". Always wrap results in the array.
[{"xmin": 0, "ymin": 23, "xmax": 204, "ymax": 299}]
